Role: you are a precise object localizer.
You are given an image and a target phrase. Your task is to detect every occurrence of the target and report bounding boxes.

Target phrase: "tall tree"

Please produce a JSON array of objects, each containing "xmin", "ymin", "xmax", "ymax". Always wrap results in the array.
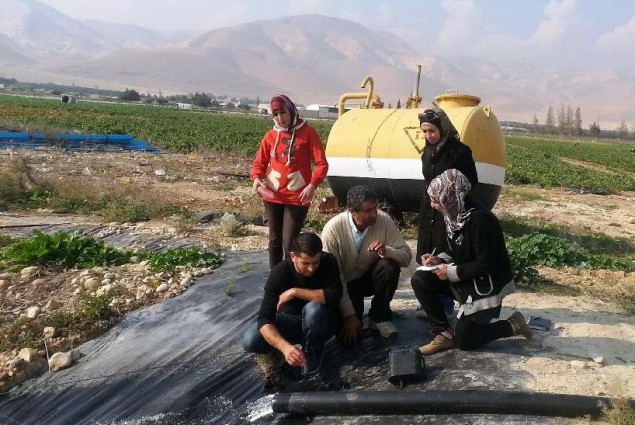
[
  {"xmin": 545, "ymin": 104, "xmax": 555, "ymax": 134},
  {"xmin": 589, "ymin": 122, "xmax": 601, "ymax": 138},
  {"xmin": 574, "ymin": 107, "xmax": 583, "ymax": 136},
  {"xmin": 565, "ymin": 104, "xmax": 573, "ymax": 136},
  {"xmin": 119, "ymin": 88, "xmax": 141, "ymax": 102},
  {"xmin": 557, "ymin": 102, "xmax": 566, "ymax": 135},
  {"xmin": 617, "ymin": 120, "xmax": 629, "ymax": 139},
  {"xmin": 192, "ymin": 92, "xmax": 211, "ymax": 107}
]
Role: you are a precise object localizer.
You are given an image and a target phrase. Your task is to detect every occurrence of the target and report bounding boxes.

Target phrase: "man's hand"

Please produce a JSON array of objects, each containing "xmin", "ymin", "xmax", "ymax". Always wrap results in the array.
[
  {"xmin": 281, "ymin": 343, "xmax": 306, "ymax": 367},
  {"xmin": 367, "ymin": 240, "xmax": 386, "ymax": 257},
  {"xmin": 338, "ymin": 314, "xmax": 362, "ymax": 346},
  {"xmin": 277, "ymin": 288, "xmax": 296, "ymax": 311}
]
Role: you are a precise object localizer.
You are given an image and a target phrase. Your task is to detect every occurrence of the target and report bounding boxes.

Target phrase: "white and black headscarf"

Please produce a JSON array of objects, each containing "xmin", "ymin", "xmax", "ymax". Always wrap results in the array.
[
  {"xmin": 418, "ymin": 107, "xmax": 461, "ymax": 150},
  {"xmin": 427, "ymin": 169, "xmax": 473, "ymax": 244}
]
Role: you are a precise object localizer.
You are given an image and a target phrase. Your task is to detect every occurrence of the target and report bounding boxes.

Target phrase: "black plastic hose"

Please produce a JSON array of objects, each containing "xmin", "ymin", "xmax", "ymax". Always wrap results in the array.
[{"xmin": 273, "ymin": 390, "xmax": 635, "ymax": 418}]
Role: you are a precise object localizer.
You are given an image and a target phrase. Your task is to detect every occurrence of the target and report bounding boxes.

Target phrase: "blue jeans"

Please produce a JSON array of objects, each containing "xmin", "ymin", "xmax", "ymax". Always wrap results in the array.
[{"xmin": 241, "ymin": 301, "xmax": 340, "ymax": 354}]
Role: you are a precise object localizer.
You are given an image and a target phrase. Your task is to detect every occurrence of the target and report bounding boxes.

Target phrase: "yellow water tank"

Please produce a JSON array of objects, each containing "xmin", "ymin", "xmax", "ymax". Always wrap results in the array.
[{"xmin": 325, "ymin": 92, "xmax": 505, "ymax": 212}]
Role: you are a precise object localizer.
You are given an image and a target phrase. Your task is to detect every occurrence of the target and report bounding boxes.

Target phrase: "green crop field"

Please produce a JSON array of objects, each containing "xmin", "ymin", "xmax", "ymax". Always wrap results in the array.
[
  {"xmin": 0, "ymin": 94, "xmax": 332, "ymax": 154},
  {"xmin": 505, "ymin": 135, "xmax": 635, "ymax": 192},
  {"xmin": 1, "ymin": 94, "xmax": 634, "ymax": 193}
]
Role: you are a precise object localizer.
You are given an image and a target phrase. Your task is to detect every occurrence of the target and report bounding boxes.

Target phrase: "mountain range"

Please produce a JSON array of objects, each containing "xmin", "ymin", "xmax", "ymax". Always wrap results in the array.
[{"xmin": 0, "ymin": 0, "xmax": 633, "ymax": 129}]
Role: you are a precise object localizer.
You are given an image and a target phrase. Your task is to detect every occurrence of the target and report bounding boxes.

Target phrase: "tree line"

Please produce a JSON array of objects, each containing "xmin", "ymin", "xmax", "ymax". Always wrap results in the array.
[{"xmin": 523, "ymin": 103, "xmax": 633, "ymax": 140}]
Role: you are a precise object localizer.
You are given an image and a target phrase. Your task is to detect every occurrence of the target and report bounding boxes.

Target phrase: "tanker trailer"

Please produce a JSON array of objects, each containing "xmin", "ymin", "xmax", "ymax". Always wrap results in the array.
[{"xmin": 325, "ymin": 66, "xmax": 505, "ymax": 213}]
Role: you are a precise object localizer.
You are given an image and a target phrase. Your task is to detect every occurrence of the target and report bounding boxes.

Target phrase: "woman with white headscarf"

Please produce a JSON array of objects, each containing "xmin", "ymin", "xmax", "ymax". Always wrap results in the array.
[{"xmin": 411, "ymin": 169, "xmax": 532, "ymax": 355}]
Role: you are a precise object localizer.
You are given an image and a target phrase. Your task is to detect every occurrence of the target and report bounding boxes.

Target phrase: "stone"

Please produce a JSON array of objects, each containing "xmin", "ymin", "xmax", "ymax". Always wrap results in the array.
[
  {"xmin": 44, "ymin": 299, "xmax": 63, "ymax": 311},
  {"xmin": 592, "ymin": 356, "xmax": 605, "ymax": 365},
  {"xmin": 180, "ymin": 276, "xmax": 193, "ymax": 288},
  {"xmin": 26, "ymin": 306, "xmax": 41, "ymax": 319},
  {"xmin": 43, "ymin": 327, "xmax": 56, "ymax": 339},
  {"xmin": 84, "ymin": 277, "xmax": 100, "ymax": 290},
  {"xmin": 49, "ymin": 352, "xmax": 73, "ymax": 371},
  {"xmin": 18, "ymin": 348, "xmax": 38, "ymax": 363},
  {"xmin": 20, "ymin": 266, "xmax": 39, "ymax": 280},
  {"xmin": 155, "ymin": 283, "xmax": 169, "ymax": 293}
]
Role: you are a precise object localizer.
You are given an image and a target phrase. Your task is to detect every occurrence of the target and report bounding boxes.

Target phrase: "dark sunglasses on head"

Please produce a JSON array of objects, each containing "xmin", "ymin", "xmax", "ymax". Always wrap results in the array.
[{"xmin": 418, "ymin": 110, "xmax": 441, "ymax": 122}]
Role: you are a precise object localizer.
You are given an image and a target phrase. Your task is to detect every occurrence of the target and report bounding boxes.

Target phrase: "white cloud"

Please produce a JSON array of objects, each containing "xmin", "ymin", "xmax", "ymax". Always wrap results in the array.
[
  {"xmin": 532, "ymin": 0, "xmax": 576, "ymax": 46},
  {"xmin": 434, "ymin": 0, "xmax": 482, "ymax": 55},
  {"xmin": 596, "ymin": 15, "xmax": 635, "ymax": 49}
]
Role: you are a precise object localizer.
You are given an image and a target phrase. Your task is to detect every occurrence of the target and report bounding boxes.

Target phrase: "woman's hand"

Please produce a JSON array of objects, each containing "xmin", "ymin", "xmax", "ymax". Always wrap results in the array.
[
  {"xmin": 252, "ymin": 178, "xmax": 263, "ymax": 194},
  {"xmin": 421, "ymin": 253, "xmax": 442, "ymax": 266},
  {"xmin": 299, "ymin": 183, "xmax": 316, "ymax": 205},
  {"xmin": 433, "ymin": 264, "xmax": 448, "ymax": 280}
]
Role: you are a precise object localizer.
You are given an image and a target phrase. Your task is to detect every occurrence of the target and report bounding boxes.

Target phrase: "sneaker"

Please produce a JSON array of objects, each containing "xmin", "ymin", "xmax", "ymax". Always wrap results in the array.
[
  {"xmin": 419, "ymin": 331, "xmax": 455, "ymax": 355},
  {"xmin": 508, "ymin": 311, "xmax": 533, "ymax": 340},
  {"xmin": 369, "ymin": 319, "xmax": 398, "ymax": 338}
]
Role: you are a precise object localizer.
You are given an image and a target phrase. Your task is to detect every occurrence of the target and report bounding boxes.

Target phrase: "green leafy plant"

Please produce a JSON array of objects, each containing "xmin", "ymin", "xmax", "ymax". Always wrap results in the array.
[
  {"xmin": 141, "ymin": 246, "xmax": 223, "ymax": 272},
  {"xmin": 507, "ymin": 233, "xmax": 584, "ymax": 268},
  {"xmin": 0, "ymin": 230, "xmax": 132, "ymax": 271},
  {"xmin": 77, "ymin": 293, "xmax": 113, "ymax": 320},
  {"xmin": 225, "ymin": 280, "xmax": 234, "ymax": 297},
  {"xmin": 239, "ymin": 262, "xmax": 252, "ymax": 273},
  {"xmin": 0, "ymin": 317, "xmax": 41, "ymax": 352}
]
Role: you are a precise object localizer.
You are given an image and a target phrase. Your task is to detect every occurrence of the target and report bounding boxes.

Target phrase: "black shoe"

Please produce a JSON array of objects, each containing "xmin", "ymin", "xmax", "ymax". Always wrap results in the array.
[{"xmin": 302, "ymin": 345, "xmax": 324, "ymax": 377}]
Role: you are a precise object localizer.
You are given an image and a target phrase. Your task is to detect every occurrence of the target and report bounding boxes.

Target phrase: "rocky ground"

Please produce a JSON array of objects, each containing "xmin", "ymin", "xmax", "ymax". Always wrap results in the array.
[{"xmin": 1, "ymin": 147, "xmax": 635, "ymax": 407}]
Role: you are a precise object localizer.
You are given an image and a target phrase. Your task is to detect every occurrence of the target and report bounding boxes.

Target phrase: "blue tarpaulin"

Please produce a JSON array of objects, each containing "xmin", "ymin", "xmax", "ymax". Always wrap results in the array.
[{"xmin": 0, "ymin": 132, "xmax": 158, "ymax": 152}]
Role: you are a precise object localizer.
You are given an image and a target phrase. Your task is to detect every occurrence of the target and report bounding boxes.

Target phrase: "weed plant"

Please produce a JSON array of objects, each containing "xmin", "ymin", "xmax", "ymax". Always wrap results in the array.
[
  {"xmin": 141, "ymin": 246, "xmax": 223, "ymax": 272},
  {"xmin": 0, "ymin": 231, "xmax": 223, "ymax": 273},
  {"xmin": 0, "ymin": 230, "xmax": 132, "ymax": 271},
  {"xmin": 225, "ymin": 280, "xmax": 234, "ymax": 297}
]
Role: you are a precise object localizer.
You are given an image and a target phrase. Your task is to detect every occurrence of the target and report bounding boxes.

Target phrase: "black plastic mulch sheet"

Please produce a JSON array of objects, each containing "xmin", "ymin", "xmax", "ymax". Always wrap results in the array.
[{"xmin": 0, "ymin": 228, "xmax": 567, "ymax": 425}]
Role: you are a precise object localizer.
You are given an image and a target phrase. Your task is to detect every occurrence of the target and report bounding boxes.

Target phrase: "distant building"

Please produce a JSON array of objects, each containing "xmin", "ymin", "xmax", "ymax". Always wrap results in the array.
[
  {"xmin": 176, "ymin": 102, "xmax": 193, "ymax": 110},
  {"xmin": 257, "ymin": 103, "xmax": 269, "ymax": 114},
  {"xmin": 304, "ymin": 104, "xmax": 344, "ymax": 120}
]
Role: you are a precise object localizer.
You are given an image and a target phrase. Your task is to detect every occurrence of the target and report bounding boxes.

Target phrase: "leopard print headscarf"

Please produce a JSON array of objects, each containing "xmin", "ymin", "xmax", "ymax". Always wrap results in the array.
[{"xmin": 427, "ymin": 169, "xmax": 472, "ymax": 244}]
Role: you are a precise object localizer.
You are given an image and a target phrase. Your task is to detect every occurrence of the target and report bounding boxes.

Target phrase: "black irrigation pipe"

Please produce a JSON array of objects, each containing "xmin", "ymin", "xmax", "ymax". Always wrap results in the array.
[{"xmin": 273, "ymin": 390, "xmax": 635, "ymax": 418}]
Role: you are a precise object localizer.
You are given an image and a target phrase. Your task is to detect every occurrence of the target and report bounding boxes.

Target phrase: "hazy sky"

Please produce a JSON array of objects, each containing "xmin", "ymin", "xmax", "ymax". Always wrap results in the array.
[{"xmin": 37, "ymin": 0, "xmax": 635, "ymax": 74}]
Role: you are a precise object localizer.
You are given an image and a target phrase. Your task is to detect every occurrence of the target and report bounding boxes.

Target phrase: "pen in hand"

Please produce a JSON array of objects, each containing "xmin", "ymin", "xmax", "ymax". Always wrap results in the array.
[{"xmin": 425, "ymin": 247, "xmax": 437, "ymax": 266}]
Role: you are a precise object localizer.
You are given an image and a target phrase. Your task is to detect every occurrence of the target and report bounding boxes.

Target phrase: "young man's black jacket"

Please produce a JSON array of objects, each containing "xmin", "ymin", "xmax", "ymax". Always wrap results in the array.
[{"xmin": 256, "ymin": 252, "xmax": 342, "ymax": 330}]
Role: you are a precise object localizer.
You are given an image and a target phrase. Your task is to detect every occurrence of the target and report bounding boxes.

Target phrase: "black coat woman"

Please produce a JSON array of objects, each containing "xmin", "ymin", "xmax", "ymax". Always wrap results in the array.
[
  {"xmin": 416, "ymin": 108, "xmax": 478, "ymax": 316},
  {"xmin": 411, "ymin": 169, "xmax": 533, "ymax": 355}
]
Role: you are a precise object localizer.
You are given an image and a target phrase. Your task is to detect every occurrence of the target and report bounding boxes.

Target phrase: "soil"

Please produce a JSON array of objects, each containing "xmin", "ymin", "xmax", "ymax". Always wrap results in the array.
[{"xmin": 1, "ymin": 148, "xmax": 635, "ymax": 405}]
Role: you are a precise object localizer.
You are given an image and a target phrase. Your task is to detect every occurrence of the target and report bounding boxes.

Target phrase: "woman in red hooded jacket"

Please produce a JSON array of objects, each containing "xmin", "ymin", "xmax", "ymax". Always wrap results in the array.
[{"xmin": 251, "ymin": 94, "xmax": 328, "ymax": 268}]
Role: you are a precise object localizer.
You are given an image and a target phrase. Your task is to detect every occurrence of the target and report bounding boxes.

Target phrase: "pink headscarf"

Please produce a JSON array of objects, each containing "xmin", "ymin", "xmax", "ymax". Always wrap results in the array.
[{"xmin": 270, "ymin": 94, "xmax": 302, "ymax": 131}]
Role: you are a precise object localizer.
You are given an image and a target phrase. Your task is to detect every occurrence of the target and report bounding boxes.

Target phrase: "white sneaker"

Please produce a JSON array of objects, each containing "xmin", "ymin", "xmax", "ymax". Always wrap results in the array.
[{"xmin": 369, "ymin": 320, "xmax": 398, "ymax": 338}]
